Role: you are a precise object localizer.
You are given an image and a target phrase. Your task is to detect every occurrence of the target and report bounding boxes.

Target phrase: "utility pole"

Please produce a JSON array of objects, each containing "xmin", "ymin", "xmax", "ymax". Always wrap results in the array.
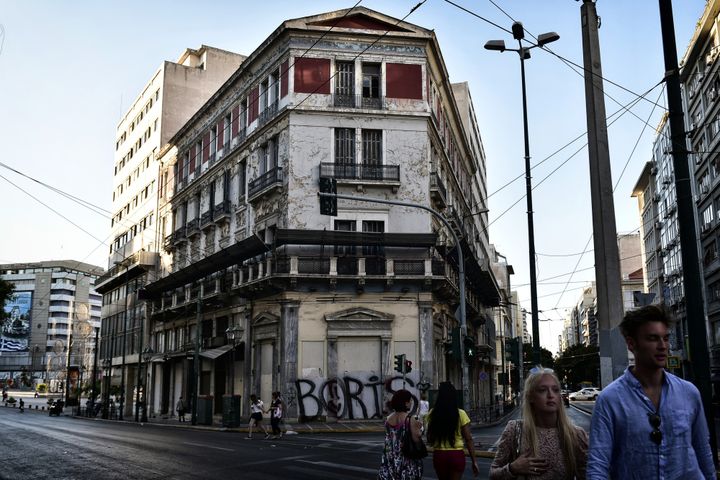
[
  {"xmin": 580, "ymin": 0, "xmax": 627, "ymax": 387},
  {"xmin": 658, "ymin": 0, "xmax": 717, "ymax": 464},
  {"xmin": 191, "ymin": 299, "xmax": 202, "ymax": 426}
]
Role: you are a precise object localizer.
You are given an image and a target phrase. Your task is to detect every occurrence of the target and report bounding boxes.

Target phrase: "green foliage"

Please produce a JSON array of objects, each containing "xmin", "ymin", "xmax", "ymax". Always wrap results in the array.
[
  {"xmin": 522, "ymin": 342, "xmax": 555, "ymax": 370},
  {"xmin": 6, "ymin": 396, "xmax": 16, "ymax": 404},
  {"xmin": 554, "ymin": 343, "xmax": 600, "ymax": 390},
  {"xmin": 0, "ymin": 279, "xmax": 15, "ymax": 321},
  {"xmin": 36, "ymin": 383, "xmax": 47, "ymax": 393}
]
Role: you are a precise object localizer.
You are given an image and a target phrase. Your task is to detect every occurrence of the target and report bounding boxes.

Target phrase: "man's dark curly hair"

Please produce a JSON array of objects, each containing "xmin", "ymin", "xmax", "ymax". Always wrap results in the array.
[{"xmin": 619, "ymin": 304, "xmax": 674, "ymax": 339}]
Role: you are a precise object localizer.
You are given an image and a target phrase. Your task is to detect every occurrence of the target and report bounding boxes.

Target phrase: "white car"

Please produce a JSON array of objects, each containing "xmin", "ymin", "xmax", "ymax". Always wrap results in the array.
[{"xmin": 568, "ymin": 387, "xmax": 601, "ymax": 401}]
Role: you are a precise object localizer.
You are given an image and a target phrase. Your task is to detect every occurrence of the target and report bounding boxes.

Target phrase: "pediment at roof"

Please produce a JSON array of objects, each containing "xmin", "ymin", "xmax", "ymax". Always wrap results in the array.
[{"xmin": 288, "ymin": 7, "xmax": 429, "ymax": 36}]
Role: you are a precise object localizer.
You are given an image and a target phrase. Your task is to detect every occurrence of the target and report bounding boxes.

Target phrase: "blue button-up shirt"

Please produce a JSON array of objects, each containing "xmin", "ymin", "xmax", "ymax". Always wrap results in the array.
[{"xmin": 587, "ymin": 368, "xmax": 715, "ymax": 480}]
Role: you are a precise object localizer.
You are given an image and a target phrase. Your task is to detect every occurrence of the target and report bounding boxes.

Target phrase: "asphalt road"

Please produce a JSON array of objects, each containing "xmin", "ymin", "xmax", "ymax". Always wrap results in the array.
[{"xmin": 0, "ymin": 403, "xmax": 595, "ymax": 480}]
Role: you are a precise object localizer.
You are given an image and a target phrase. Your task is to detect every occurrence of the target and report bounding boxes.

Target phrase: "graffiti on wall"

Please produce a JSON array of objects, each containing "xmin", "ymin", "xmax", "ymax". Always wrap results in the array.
[{"xmin": 295, "ymin": 371, "xmax": 424, "ymax": 421}]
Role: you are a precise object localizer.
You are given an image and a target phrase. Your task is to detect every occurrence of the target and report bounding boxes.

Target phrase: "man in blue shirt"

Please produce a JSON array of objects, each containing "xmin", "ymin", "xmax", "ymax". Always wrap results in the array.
[{"xmin": 587, "ymin": 305, "xmax": 715, "ymax": 479}]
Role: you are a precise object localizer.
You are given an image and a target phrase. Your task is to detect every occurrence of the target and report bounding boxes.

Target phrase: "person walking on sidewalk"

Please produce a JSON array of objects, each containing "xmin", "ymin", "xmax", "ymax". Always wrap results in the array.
[
  {"xmin": 267, "ymin": 391, "xmax": 285, "ymax": 439},
  {"xmin": 586, "ymin": 305, "xmax": 715, "ymax": 480},
  {"xmin": 490, "ymin": 366, "xmax": 588, "ymax": 479},
  {"xmin": 378, "ymin": 389, "xmax": 424, "ymax": 480},
  {"xmin": 247, "ymin": 394, "xmax": 269, "ymax": 439},
  {"xmin": 176, "ymin": 396, "xmax": 187, "ymax": 422},
  {"xmin": 426, "ymin": 382, "xmax": 479, "ymax": 479}
]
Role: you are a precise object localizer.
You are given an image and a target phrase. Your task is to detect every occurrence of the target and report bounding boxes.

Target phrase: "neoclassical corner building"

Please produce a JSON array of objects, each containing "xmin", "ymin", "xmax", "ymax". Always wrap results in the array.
[{"xmin": 143, "ymin": 7, "xmax": 506, "ymax": 421}]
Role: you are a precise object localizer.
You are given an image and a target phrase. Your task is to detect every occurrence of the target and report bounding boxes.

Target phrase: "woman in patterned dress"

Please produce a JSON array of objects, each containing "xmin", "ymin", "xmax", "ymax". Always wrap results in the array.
[
  {"xmin": 490, "ymin": 366, "xmax": 588, "ymax": 479},
  {"xmin": 378, "ymin": 389, "xmax": 423, "ymax": 480}
]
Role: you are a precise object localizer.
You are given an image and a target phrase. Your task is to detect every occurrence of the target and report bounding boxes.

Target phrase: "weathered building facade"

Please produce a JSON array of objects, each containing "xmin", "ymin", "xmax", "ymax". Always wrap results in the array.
[
  {"xmin": 94, "ymin": 46, "xmax": 246, "ymax": 419},
  {"xmin": 144, "ymin": 8, "xmax": 501, "ymax": 421}
]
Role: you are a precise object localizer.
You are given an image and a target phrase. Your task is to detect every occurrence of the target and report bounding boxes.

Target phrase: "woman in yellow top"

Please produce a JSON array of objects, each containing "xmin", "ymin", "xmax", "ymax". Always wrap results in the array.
[{"xmin": 427, "ymin": 382, "xmax": 479, "ymax": 479}]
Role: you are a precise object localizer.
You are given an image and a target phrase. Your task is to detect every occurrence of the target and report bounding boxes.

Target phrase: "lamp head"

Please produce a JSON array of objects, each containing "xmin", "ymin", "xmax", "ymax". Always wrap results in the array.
[
  {"xmin": 484, "ymin": 40, "xmax": 506, "ymax": 52},
  {"xmin": 537, "ymin": 32, "xmax": 560, "ymax": 47},
  {"xmin": 512, "ymin": 22, "xmax": 525, "ymax": 40}
]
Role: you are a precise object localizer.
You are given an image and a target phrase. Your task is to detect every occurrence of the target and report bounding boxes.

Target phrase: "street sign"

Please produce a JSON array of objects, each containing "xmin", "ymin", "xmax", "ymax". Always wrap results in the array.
[
  {"xmin": 479, "ymin": 371, "xmax": 488, "ymax": 382},
  {"xmin": 666, "ymin": 356, "xmax": 680, "ymax": 369}
]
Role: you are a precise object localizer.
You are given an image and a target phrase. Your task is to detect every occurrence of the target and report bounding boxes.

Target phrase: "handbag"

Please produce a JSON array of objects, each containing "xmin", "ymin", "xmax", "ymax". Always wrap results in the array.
[{"xmin": 402, "ymin": 416, "xmax": 428, "ymax": 460}]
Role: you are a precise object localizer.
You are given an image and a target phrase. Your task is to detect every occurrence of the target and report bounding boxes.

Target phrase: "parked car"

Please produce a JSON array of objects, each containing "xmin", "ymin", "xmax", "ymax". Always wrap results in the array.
[
  {"xmin": 568, "ymin": 387, "xmax": 601, "ymax": 401},
  {"xmin": 561, "ymin": 390, "xmax": 570, "ymax": 407}
]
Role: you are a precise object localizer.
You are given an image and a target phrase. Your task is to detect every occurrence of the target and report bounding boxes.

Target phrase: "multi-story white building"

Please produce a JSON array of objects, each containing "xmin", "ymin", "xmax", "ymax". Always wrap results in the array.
[
  {"xmin": 94, "ymin": 46, "xmax": 246, "ymax": 419},
  {"xmin": 144, "ymin": 7, "xmax": 502, "ymax": 421},
  {"xmin": 0, "ymin": 261, "xmax": 104, "ymax": 394}
]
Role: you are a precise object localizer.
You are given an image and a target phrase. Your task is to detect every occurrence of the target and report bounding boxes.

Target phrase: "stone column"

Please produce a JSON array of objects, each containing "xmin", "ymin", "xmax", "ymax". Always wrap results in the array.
[
  {"xmin": 418, "ymin": 302, "xmax": 434, "ymax": 385},
  {"xmin": 280, "ymin": 301, "xmax": 299, "ymax": 416}
]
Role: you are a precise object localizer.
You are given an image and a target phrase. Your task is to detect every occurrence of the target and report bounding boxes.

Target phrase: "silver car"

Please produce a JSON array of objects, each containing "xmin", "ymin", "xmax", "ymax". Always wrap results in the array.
[{"xmin": 568, "ymin": 387, "xmax": 601, "ymax": 401}]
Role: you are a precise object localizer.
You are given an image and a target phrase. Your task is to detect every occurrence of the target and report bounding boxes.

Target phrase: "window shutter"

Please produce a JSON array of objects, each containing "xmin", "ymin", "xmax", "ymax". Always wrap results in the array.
[
  {"xmin": 190, "ymin": 145, "xmax": 196, "ymax": 173},
  {"xmin": 386, "ymin": 63, "xmax": 422, "ymax": 99},
  {"xmin": 203, "ymin": 132, "xmax": 211, "ymax": 163},
  {"xmin": 294, "ymin": 58, "xmax": 330, "ymax": 94},
  {"xmin": 217, "ymin": 120, "xmax": 224, "ymax": 148},
  {"xmin": 249, "ymin": 87, "xmax": 259, "ymax": 123},
  {"xmin": 231, "ymin": 106, "xmax": 239, "ymax": 137}
]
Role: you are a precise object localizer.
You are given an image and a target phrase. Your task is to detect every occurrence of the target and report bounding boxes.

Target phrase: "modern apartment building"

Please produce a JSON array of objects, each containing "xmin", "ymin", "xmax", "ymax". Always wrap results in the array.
[
  {"xmin": 94, "ymin": 46, "xmax": 246, "ymax": 419},
  {"xmin": 0, "ymin": 261, "xmax": 104, "ymax": 394},
  {"xmin": 144, "ymin": 7, "xmax": 502, "ymax": 421}
]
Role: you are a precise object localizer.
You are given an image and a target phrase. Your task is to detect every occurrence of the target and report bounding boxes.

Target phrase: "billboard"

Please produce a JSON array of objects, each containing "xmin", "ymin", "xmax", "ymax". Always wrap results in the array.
[{"xmin": 1, "ymin": 291, "xmax": 31, "ymax": 352}]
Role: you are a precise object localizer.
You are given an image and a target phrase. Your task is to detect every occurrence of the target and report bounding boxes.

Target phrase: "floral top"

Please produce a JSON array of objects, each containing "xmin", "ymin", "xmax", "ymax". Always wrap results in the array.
[
  {"xmin": 490, "ymin": 420, "xmax": 588, "ymax": 480},
  {"xmin": 378, "ymin": 414, "xmax": 423, "ymax": 480}
]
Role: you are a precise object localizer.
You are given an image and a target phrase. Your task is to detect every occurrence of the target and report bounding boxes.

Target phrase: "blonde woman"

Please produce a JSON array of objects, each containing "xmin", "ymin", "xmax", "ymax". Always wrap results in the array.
[{"xmin": 490, "ymin": 367, "xmax": 588, "ymax": 479}]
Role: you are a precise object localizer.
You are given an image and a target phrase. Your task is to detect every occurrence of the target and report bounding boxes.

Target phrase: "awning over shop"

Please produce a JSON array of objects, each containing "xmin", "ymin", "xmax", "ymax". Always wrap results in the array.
[
  {"xmin": 143, "ymin": 234, "xmax": 268, "ymax": 298},
  {"xmin": 199, "ymin": 344, "xmax": 233, "ymax": 359}
]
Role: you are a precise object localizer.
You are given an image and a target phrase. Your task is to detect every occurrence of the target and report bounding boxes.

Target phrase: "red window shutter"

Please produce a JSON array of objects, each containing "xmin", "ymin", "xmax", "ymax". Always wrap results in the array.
[
  {"xmin": 217, "ymin": 120, "xmax": 224, "ymax": 148},
  {"xmin": 280, "ymin": 59, "xmax": 289, "ymax": 98},
  {"xmin": 189, "ymin": 146, "xmax": 196, "ymax": 173},
  {"xmin": 386, "ymin": 63, "xmax": 422, "ymax": 99},
  {"xmin": 178, "ymin": 156, "xmax": 184, "ymax": 180},
  {"xmin": 203, "ymin": 132, "xmax": 210, "ymax": 163},
  {"xmin": 249, "ymin": 87, "xmax": 259, "ymax": 123},
  {"xmin": 293, "ymin": 58, "xmax": 330, "ymax": 94},
  {"xmin": 231, "ymin": 106, "xmax": 239, "ymax": 137}
]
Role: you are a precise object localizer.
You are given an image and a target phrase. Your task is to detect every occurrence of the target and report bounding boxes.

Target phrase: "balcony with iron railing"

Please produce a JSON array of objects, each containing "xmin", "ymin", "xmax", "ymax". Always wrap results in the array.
[
  {"xmin": 248, "ymin": 166, "xmax": 283, "ymax": 199},
  {"xmin": 200, "ymin": 210, "xmax": 214, "ymax": 230},
  {"xmin": 332, "ymin": 94, "xmax": 386, "ymax": 110},
  {"xmin": 186, "ymin": 219, "xmax": 200, "ymax": 238},
  {"xmin": 320, "ymin": 162, "xmax": 400, "ymax": 183},
  {"xmin": 258, "ymin": 100, "xmax": 279, "ymax": 128},
  {"xmin": 430, "ymin": 172, "xmax": 447, "ymax": 207}
]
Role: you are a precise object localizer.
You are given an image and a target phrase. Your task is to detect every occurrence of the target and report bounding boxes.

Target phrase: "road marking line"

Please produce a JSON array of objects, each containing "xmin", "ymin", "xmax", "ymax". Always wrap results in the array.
[
  {"xmin": 297, "ymin": 460, "xmax": 378, "ymax": 474},
  {"xmin": 243, "ymin": 455, "xmax": 313, "ymax": 466},
  {"xmin": 182, "ymin": 441, "xmax": 234, "ymax": 451}
]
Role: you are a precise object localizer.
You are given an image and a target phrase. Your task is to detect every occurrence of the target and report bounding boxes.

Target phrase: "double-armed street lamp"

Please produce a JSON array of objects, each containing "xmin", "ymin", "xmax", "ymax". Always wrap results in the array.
[{"xmin": 485, "ymin": 22, "xmax": 559, "ymax": 366}]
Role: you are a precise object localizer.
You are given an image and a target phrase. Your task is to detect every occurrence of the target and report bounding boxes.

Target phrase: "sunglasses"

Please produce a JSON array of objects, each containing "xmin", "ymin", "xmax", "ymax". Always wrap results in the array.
[{"xmin": 648, "ymin": 413, "xmax": 662, "ymax": 445}]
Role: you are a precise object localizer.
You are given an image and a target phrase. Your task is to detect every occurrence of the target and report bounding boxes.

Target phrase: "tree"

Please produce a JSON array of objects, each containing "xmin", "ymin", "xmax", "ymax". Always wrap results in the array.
[
  {"xmin": 522, "ymin": 342, "xmax": 555, "ymax": 370},
  {"xmin": 554, "ymin": 343, "xmax": 600, "ymax": 391},
  {"xmin": 0, "ymin": 278, "xmax": 15, "ymax": 321}
]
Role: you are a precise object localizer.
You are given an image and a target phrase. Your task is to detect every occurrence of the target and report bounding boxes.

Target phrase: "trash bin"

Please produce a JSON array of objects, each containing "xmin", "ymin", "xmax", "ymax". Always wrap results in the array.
[
  {"xmin": 197, "ymin": 395, "xmax": 214, "ymax": 425},
  {"xmin": 222, "ymin": 394, "xmax": 241, "ymax": 427}
]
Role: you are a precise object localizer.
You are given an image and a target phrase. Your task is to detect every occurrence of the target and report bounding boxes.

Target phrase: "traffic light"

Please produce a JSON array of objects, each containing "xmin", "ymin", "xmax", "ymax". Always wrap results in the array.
[
  {"xmin": 448, "ymin": 327, "xmax": 461, "ymax": 362},
  {"xmin": 394, "ymin": 354, "xmax": 406, "ymax": 373},
  {"xmin": 404, "ymin": 359, "xmax": 412, "ymax": 374},
  {"xmin": 464, "ymin": 336, "xmax": 476, "ymax": 360},
  {"xmin": 319, "ymin": 177, "xmax": 337, "ymax": 216}
]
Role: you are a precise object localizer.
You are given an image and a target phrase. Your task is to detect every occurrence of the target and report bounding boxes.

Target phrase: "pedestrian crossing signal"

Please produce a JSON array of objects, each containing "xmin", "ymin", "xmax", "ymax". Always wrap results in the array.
[
  {"xmin": 404, "ymin": 359, "xmax": 412, "ymax": 374},
  {"xmin": 394, "ymin": 354, "xmax": 406, "ymax": 373}
]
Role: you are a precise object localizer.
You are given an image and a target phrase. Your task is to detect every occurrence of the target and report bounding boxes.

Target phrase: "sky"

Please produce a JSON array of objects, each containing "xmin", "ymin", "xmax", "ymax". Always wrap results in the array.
[{"xmin": 0, "ymin": 1, "xmax": 707, "ymax": 355}]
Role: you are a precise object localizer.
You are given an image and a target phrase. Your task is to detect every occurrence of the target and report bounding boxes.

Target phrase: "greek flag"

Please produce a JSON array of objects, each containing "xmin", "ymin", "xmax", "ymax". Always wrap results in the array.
[{"xmin": 0, "ymin": 338, "xmax": 27, "ymax": 352}]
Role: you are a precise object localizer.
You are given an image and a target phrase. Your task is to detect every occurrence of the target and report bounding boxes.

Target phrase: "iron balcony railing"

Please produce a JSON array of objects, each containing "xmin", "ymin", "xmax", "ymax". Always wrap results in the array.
[
  {"xmin": 333, "ymin": 94, "xmax": 386, "ymax": 110},
  {"xmin": 186, "ymin": 219, "xmax": 200, "ymax": 237},
  {"xmin": 258, "ymin": 100, "xmax": 279, "ymax": 127},
  {"xmin": 430, "ymin": 172, "xmax": 447, "ymax": 201},
  {"xmin": 214, "ymin": 199, "xmax": 231, "ymax": 220},
  {"xmin": 320, "ymin": 162, "xmax": 400, "ymax": 182},
  {"xmin": 248, "ymin": 167, "xmax": 283, "ymax": 197}
]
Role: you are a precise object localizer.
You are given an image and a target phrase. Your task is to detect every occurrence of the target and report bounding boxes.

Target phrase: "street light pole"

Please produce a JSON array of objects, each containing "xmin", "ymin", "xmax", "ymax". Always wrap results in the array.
[{"xmin": 485, "ymin": 23, "xmax": 559, "ymax": 367}]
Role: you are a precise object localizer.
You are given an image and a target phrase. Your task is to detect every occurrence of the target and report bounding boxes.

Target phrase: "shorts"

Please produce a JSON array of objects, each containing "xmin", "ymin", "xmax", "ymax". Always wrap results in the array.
[
  {"xmin": 433, "ymin": 449, "xmax": 466, "ymax": 477},
  {"xmin": 250, "ymin": 412, "xmax": 263, "ymax": 422}
]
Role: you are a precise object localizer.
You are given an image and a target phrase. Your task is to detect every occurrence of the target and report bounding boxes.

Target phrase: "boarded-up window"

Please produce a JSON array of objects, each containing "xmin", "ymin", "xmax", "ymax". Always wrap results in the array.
[
  {"xmin": 203, "ymin": 132, "xmax": 211, "ymax": 163},
  {"xmin": 231, "ymin": 106, "xmax": 239, "ymax": 137},
  {"xmin": 280, "ymin": 59, "xmax": 289, "ymax": 98},
  {"xmin": 335, "ymin": 128, "xmax": 355, "ymax": 164},
  {"xmin": 294, "ymin": 57, "xmax": 330, "ymax": 94},
  {"xmin": 386, "ymin": 63, "xmax": 422, "ymax": 99}
]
